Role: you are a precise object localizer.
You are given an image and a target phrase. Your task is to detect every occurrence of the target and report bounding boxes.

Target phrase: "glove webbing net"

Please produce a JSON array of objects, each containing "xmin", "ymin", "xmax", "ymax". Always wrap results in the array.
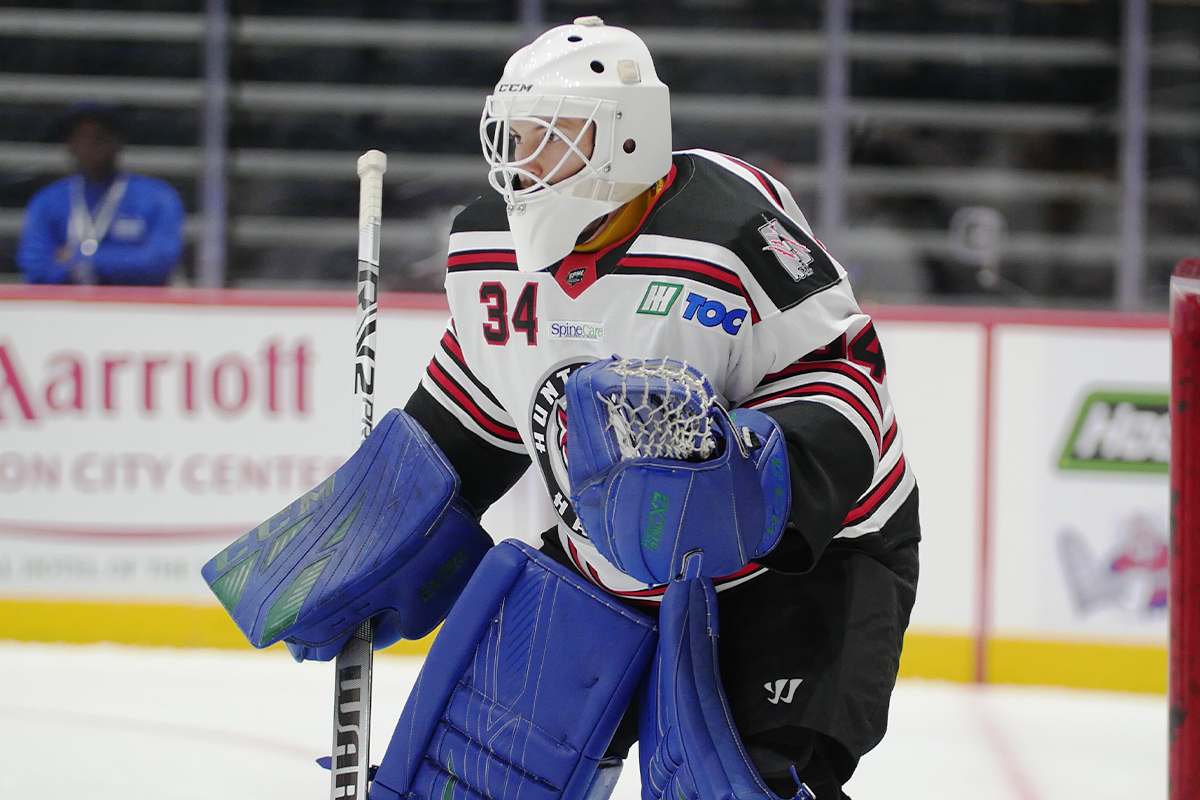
[{"xmin": 598, "ymin": 358, "xmax": 719, "ymax": 462}]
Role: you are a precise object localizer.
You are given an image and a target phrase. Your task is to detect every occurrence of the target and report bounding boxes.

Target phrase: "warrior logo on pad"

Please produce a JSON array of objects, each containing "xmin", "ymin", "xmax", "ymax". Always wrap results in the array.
[{"xmin": 758, "ymin": 218, "xmax": 814, "ymax": 282}]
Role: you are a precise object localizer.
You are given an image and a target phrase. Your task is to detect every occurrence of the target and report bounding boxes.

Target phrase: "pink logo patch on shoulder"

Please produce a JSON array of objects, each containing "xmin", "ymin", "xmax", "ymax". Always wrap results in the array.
[{"xmin": 758, "ymin": 218, "xmax": 815, "ymax": 282}]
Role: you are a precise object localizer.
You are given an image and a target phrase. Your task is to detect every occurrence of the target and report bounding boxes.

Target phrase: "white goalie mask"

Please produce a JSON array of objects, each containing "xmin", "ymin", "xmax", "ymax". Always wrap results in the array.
[{"xmin": 480, "ymin": 17, "xmax": 672, "ymax": 272}]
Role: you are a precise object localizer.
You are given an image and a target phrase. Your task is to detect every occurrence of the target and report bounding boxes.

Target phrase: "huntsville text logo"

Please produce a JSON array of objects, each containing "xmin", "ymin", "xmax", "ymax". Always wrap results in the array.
[{"xmin": 1059, "ymin": 390, "xmax": 1169, "ymax": 474}]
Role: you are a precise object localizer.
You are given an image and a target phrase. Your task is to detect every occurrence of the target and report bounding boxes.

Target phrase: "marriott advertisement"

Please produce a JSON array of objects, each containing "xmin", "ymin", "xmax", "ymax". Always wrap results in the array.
[{"xmin": 0, "ymin": 295, "xmax": 449, "ymax": 600}]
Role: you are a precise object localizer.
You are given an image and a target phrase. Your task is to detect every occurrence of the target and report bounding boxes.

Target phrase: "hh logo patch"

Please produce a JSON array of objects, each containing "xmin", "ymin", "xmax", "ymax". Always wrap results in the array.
[
  {"xmin": 637, "ymin": 282, "xmax": 683, "ymax": 315},
  {"xmin": 759, "ymin": 218, "xmax": 814, "ymax": 282}
]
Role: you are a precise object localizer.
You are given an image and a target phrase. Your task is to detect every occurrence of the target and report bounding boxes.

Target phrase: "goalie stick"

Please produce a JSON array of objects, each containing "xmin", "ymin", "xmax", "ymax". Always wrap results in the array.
[{"xmin": 329, "ymin": 149, "xmax": 387, "ymax": 800}]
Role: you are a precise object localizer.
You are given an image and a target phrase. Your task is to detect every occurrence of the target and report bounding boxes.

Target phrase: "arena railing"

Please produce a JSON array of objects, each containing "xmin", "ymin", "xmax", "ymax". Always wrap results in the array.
[
  {"xmin": 2, "ymin": 9, "xmax": 1199, "ymax": 68},
  {"xmin": 0, "ymin": 7, "xmax": 1196, "ymax": 297}
]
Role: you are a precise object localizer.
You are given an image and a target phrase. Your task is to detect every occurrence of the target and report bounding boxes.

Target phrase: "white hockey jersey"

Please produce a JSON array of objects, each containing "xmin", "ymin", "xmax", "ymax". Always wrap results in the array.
[{"xmin": 410, "ymin": 150, "xmax": 917, "ymax": 603}]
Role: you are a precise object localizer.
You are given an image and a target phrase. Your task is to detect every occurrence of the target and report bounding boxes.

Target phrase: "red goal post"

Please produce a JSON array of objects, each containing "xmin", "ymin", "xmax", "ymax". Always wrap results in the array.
[{"xmin": 1171, "ymin": 258, "xmax": 1200, "ymax": 800}]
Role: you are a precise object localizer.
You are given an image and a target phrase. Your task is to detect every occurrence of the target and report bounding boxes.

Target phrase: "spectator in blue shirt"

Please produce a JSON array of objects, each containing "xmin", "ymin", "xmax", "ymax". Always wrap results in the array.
[{"xmin": 18, "ymin": 102, "xmax": 185, "ymax": 285}]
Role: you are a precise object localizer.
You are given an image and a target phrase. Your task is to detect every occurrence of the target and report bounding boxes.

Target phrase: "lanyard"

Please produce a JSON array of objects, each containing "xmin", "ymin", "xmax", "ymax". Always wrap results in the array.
[{"xmin": 69, "ymin": 174, "xmax": 129, "ymax": 257}]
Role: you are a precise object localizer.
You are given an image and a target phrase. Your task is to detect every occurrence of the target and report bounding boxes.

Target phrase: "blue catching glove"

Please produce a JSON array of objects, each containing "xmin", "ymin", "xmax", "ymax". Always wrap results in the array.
[{"xmin": 564, "ymin": 356, "xmax": 791, "ymax": 585}]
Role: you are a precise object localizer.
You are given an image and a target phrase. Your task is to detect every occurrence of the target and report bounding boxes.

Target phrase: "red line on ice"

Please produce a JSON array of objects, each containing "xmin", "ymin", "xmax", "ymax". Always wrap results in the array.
[
  {"xmin": 0, "ymin": 520, "xmax": 251, "ymax": 540},
  {"xmin": 971, "ymin": 690, "xmax": 1046, "ymax": 800}
]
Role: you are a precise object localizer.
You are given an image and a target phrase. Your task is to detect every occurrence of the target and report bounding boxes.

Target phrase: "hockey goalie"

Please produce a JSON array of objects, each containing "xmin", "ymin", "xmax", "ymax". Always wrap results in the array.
[{"xmin": 203, "ymin": 16, "xmax": 919, "ymax": 800}]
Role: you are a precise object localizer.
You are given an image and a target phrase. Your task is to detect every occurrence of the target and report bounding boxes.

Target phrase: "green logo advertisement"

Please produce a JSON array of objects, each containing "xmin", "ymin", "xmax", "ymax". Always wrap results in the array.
[{"xmin": 1058, "ymin": 390, "xmax": 1169, "ymax": 474}]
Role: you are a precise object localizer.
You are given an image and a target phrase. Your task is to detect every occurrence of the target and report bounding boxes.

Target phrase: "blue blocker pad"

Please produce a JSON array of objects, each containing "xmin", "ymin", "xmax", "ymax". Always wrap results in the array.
[
  {"xmin": 565, "ymin": 357, "xmax": 792, "ymax": 585},
  {"xmin": 370, "ymin": 540, "xmax": 659, "ymax": 800},
  {"xmin": 640, "ymin": 574, "xmax": 815, "ymax": 800},
  {"xmin": 201, "ymin": 408, "xmax": 492, "ymax": 662}
]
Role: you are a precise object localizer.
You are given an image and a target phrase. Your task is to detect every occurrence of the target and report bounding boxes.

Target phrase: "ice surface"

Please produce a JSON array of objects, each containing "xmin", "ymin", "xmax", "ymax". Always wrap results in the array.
[{"xmin": 0, "ymin": 641, "xmax": 1166, "ymax": 799}]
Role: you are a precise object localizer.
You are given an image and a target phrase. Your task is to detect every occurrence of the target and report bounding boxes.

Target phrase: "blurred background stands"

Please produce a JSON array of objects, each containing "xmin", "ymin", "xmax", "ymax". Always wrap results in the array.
[{"xmin": 0, "ymin": 0, "xmax": 1196, "ymax": 307}]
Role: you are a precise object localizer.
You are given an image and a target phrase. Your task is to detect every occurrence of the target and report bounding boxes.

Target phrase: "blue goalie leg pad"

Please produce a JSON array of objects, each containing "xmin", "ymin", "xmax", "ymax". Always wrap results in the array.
[
  {"xmin": 640, "ymin": 575, "xmax": 815, "ymax": 800},
  {"xmin": 370, "ymin": 540, "xmax": 658, "ymax": 800},
  {"xmin": 201, "ymin": 408, "xmax": 492, "ymax": 661}
]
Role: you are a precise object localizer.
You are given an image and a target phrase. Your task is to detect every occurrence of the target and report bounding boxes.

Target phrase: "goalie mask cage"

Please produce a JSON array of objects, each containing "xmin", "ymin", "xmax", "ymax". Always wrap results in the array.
[{"xmin": 1170, "ymin": 258, "xmax": 1200, "ymax": 800}]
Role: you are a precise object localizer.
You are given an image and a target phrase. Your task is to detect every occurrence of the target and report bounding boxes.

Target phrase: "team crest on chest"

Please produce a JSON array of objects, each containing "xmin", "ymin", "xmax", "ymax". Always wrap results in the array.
[
  {"xmin": 529, "ymin": 359, "xmax": 592, "ymax": 537},
  {"xmin": 758, "ymin": 217, "xmax": 815, "ymax": 282}
]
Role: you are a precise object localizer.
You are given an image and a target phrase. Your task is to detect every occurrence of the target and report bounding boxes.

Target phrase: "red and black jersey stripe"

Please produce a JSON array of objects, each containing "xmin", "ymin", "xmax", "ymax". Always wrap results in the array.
[
  {"xmin": 881, "ymin": 419, "xmax": 898, "ymax": 454},
  {"xmin": 759, "ymin": 360, "xmax": 883, "ymax": 419},
  {"xmin": 617, "ymin": 254, "xmax": 762, "ymax": 324},
  {"xmin": 446, "ymin": 249, "xmax": 518, "ymax": 273},
  {"xmin": 425, "ymin": 358, "xmax": 522, "ymax": 445},
  {"xmin": 640, "ymin": 153, "xmax": 843, "ymax": 314},
  {"xmin": 725, "ymin": 154, "xmax": 785, "ymax": 209},
  {"xmin": 743, "ymin": 380, "xmax": 882, "ymax": 452},
  {"xmin": 563, "ymin": 536, "xmax": 765, "ymax": 604},
  {"xmin": 436, "ymin": 329, "xmax": 504, "ymax": 409},
  {"xmin": 843, "ymin": 454, "xmax": 908, "ymax": 527},
  {"xmin": 563, "ymin": 538, "xmax": 667, "ymax": 601}
]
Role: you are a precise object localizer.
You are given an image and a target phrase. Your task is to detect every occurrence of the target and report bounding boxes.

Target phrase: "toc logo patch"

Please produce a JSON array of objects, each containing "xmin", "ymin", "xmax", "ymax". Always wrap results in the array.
[
  {"xmin": 637, "ymin": 282, "xmax": 683, "ymax": 315},
  {"xmin": 1059, "ymin": 390, "xmax": 1169, "ymax": 474},
  {"xmin": 682, "ymin": 292, "xmax": 747, "ymax": 336}
]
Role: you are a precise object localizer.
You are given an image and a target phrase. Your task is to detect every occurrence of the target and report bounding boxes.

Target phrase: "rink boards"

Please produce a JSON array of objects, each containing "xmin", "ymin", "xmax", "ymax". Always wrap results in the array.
[{"xmin": 0, "ymin": 286, "xmax": 1170, "ymax": 691}]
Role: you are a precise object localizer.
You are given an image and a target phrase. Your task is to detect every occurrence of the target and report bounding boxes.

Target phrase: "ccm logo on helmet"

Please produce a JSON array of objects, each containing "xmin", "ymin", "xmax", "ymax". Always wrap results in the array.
[
  {"xmin": 682, "ymin": 292, "xmax": 747, "ymax": 335},
  {"xmin": 496, "ymin": 83, "xmax": 533, "ymax": 92}
]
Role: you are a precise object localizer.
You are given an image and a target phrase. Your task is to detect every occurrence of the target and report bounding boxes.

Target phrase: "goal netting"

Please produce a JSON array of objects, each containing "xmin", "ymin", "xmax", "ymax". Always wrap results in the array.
[{"xmin": 598, "ymin": 357, "xmax": 720, "ymax": 462}]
